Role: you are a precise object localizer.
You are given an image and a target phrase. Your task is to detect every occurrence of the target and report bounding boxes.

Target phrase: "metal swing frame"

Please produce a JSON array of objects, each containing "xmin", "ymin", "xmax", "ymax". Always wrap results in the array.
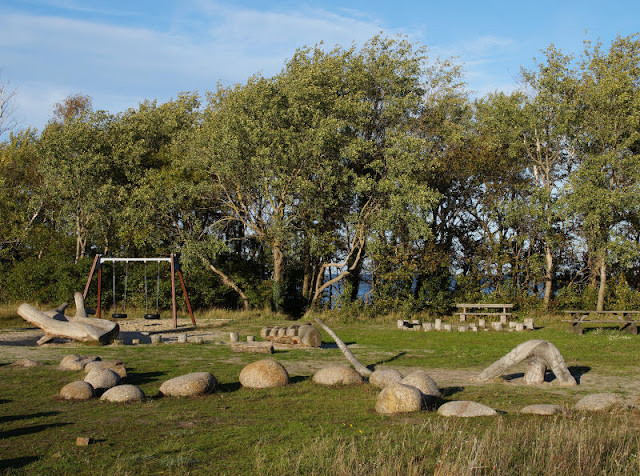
[{"xmin": 83, "ymin": 254, "xmax": 196, "ymax": 328}]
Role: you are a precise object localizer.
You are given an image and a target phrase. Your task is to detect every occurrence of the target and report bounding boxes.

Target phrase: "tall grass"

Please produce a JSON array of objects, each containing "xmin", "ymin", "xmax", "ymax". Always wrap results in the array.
[{"xmin": 254, "ymin": 415, "xmax": 640, "ymax": 475}]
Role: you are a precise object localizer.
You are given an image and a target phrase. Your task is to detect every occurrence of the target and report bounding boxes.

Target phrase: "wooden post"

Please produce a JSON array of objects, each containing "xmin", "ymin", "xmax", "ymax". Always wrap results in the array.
[
  {"xmin": 83, "ymin": 255, "xmax": 101, "ymax": 300},
  {"xmin": 96, "ymin": 267, "xmax": 102, "ymax": 319},
  {"xmin": 177, "ymin": 271, "xmax": 196, "ymax": 325},
  {"xmin": 170, "ymin": 254, "xmax": 177, "ymax": 328}
]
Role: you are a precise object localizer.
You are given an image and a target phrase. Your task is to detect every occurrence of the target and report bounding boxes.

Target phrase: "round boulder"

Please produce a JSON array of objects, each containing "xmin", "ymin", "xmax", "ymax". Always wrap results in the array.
[
  {"xmin": 84, "ymin": 368, "xmax": 121, "ymax": 393},
  {"xmin": 375, "ymin": 384, "xmax": 423, "ymax": 415},
  {"xmin": 100, "ymin": 385, "xmax": 146, "ymax": 403},
  {"xmin": 369, "ymin": 368, "xmax": 403, "ymax": 389},
  {"xmin": 297, "ymin": 325, "xmax": 322, "ymax": 347},
  {"xmin": 437, "ymin": 401, "xmax": 497, "ymax": 417},
  {"xmin": 60, "ymin": 354, "xmax": 101, "ymax": 371},
  {"xmin": 12, "ymin": 358, "xmax": 41, "ymax": 368},
  {"xmin": 159, "ymin": 372, "xmax": 217, "ymax": 397},
  {"xmin": 84, "ymin": 360, "xmax": 127, "ymax": 378},
  {"xmin": 239, "ymin": 359, "xmax": 289, "ymax": 388},
  {"xmin": 312, "ymin": 365, "xmax": 363, "ymax": 386},
  {"xmin": 575, "ymin": 393, "xmax": 625, "ymax": 412},
  {"xmin": 60, "ymin": 380, "xmax": 95, "ymax": 401},
  {"xmin": 520, "ymin": 404, "xmax": 567, "ymax": 416},
  {"xmin": 401, "ymin": 370, "xmax": 441, "ymax": 397}
]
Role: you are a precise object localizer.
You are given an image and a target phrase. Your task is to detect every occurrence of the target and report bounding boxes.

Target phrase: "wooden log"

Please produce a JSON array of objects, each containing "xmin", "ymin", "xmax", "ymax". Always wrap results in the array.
[
  {"xmin": 314, "ymin": 318, "xmax": 372, "ymax": 378},
  {"xmin": 17, "ymin": 293, "xmax": 119, "ymax": 345},
  {"xmin": 230, "ymin": 342, "xmax": 274, "ymax": 354}
]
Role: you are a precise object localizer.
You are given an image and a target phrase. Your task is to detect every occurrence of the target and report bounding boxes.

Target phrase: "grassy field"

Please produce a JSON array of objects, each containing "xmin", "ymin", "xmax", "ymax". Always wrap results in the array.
[{"xmin": 1, "ymin": 308, "xmax": 639, "ymax": 475}]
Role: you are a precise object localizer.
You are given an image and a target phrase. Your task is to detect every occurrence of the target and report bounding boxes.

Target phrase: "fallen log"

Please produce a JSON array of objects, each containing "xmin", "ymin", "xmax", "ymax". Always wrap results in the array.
[
  {"xmin": 17, "ymin": 292, "xmax": 119, "ymax": 345},
  {"xmin": 314, "ymin": 318, "xmax": 372, "ymax": 378},
  {"xmin": 230, "ymin": 342, "xmax": 274, "ymax": 354}
]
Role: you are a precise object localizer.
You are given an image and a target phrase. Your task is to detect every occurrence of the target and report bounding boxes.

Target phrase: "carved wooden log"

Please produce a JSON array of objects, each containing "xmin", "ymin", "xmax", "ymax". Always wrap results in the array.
[
  {"xmin": 17, "ymin": 292, "xmax": 119, "ymax": 345},
  {"xmin": 231, "ymin": 342, "xmax": 274, "ymax": 354},
  {"xmin": 477, "ymin": 339, "xmax": 576, "ymax": 386},
  {"xmin": 314, "ymin": 318, "xmax": 372, "ymax": 378},
  {"xmin": 259, "ymin": 324, "xmax": 322, "ymax": 347}
]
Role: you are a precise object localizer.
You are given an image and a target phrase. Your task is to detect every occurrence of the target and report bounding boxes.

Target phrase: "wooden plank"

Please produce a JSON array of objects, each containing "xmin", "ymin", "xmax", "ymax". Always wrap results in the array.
[{"xmin": 456, "ymin": 303, "xmax": 513, "ymax": 308}]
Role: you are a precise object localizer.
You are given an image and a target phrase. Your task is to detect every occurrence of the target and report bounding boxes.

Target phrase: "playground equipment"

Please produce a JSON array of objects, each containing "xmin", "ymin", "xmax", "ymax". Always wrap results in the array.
[{"xmin": 83, "ymin": 254, "xmax": 195, "ymax": 328}]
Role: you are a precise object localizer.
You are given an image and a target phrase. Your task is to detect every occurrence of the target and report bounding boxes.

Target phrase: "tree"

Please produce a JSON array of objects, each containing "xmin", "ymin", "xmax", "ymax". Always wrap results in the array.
[
  {"xmin": 0, "ymin": 72, "xmax": 18, "ymax": 137},
  {"xmin": 568, "ymin": 35, "xmax": 640, "ymax": 310}
]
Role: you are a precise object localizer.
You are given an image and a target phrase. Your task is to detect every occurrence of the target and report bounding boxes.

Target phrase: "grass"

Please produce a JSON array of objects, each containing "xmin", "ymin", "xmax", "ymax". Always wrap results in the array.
[{"xmin": 1, "ymin": 309, "xmax": 639, "ymax": 474}]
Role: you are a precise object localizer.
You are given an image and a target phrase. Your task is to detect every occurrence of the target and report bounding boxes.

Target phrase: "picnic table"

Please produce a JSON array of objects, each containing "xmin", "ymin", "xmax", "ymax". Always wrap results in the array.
[
  {"xmin": 563, "ymin": 310, "xmax": 640, "ymax": 335},
  {"xmin": 455, "ymin": 303, "xmax": 513, "ymax": 323}
]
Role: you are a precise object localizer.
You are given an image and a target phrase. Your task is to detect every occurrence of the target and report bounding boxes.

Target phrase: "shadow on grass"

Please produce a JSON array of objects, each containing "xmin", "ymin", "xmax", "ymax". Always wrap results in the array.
[
  {"xmin": 440, "ymin": 386, "xmax": 465, "ymax": 398},
  {"xmin": 0, "ymin": 422, "xmax": 70, "ymax": 439},
  {"xmin": 369, "ymin": 352, "xmax": 407, "ymax": 369},
  {"xmin": 503, "ymin": 366, "xmax": 590, "ymax": 384},
  {"xmin": 0, "ymin": 399, "xmax": 10, "ymax": 405},
  {"xmin": 0, "ymin": 456, "xmax": 40, "ymax": 471},
  {"xmin": 125, "ymin": 371, "xmax": 167, "ymax": 386},
  {"xmin": 321, "ymin": 342, "xmax": 355, "ymax": 349},
  {"xmin": 0, "ymin": 411, "xmax": 60, "ymax": 424}
]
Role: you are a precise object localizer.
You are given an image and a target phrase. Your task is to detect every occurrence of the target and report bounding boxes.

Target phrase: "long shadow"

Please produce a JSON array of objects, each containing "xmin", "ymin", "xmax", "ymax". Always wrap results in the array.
[
  {"xmin": 370, "ymin": 352, "xmax": 406, "ymax": 369},
  {"xmin": 0, "ymin": 422, "xmax": 70, "ymax": 439},
  {"xmin": 290, "ymin": 375, "xmax": 309, "ymax": 384},
  {"xmin": 0, "ymin": 399, "xmax": 10, "ymax": 405},
  {"xmin": 125, "ymin": 371, "xmax": 167, "ymax": 386},
  {"xmin": 0, "ymin": 456, "xmax": 40, "ymax": 471},
  {"xmin": 321, "ymin": 342, "xmax": 356, "ymax": 349},
  {"xmin": 440, "ymin": 386, "xmax": 465, "ymax": 398},
  {"xmin": 0, "ymin": 411, "xmax": 60, "ymax": 424},
  {"xmin": 219, "ymin": 382, "xmax": 242, "ymax": 393}
]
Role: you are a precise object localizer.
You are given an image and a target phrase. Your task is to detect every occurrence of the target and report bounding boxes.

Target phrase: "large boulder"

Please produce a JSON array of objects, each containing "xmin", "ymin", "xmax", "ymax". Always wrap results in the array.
[
  {"xmin": 60, "ymin": 354, "xmax": 101, "ymax": 371},
  {"xmin": 159, "ymin": 372, "xmax": 217, "ymax": 397},
  {"xmin": 369, "ymin": 368, "xmax": 403, "ymax": 389},
  {"xmin": 84, "ymin": 368, "xmax": 121, "ymax": 393},
  {"xmin": 60, "ymin": 380, "xmax": 95, "ymax": 401},
  {"xmin": 437, "ymin": 401, "xmax": 497, "ymax": 417},
  {"xmin": 575, "ymin": 393, "xmax": 625, "ymax": 412},
  {"xmin": 84, "ymin": 360, "xmax": 127, "ymax": 378},
  {"xmin": 239, "ymin": 359, "xmax": 289, "ymax": 388},
  {"xmin": 312, "ymin": 365, "xmax": 363, "ymax": 386},
  {"xmin": 100, "ymin": 385, "xmax": 146, "ymax": 403},
  {"xmin": 297, "ymin": 325, "xmax": 322, "ymax": 347},
  {"xmin": 375, "ymin": 384, "xmax": 423, "ymax": 415},
  {"xmin": 401, "ymin": 370, "xmax": 441, "ymax": 397},
  {"xmin": 520, "ymin": 404, "xmax": 567, "ymax": 416}
]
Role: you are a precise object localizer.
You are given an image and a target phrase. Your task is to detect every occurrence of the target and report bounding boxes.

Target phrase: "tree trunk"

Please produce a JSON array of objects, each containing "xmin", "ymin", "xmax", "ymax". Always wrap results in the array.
[
  {"xmin": 597, "ymin": 253, "xmax": 606, "ymax": 311},
  {"xmin": 314, "ymin": 318, "xmax": 372, "ymax": 377},
  {"xmin": 198, "ymin": 254, "xmax": 250, "ymax": 310},
  {"xmin": 272, "ymin": 243, "xmax": 285, "ymax": 311},
  {"xmin": 301, "ymin": 239, "xmax": 311, "ymax": 301},
  {"xmin": 543, "ymin": 245, "xmax": 553, "ymax": 308}
]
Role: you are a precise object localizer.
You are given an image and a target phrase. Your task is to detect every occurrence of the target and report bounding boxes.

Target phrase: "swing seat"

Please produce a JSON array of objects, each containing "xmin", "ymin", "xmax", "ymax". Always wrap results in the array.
[
  {"xmin": 112, "ymin": 313, "xmax": 128, "ymax": 319},
  {"xmin": 144, "ymin": 313, "xmax": 161, "ymax": 320}
]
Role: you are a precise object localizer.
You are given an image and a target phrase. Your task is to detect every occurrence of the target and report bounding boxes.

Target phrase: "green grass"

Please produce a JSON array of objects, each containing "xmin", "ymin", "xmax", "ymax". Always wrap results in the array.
[{"xmin": 1, "ymin": 313, "xmax": 639, "ymax": 474}]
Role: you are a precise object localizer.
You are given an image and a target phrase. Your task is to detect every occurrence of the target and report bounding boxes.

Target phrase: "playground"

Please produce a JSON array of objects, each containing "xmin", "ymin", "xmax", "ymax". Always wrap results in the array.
[{"xmin": 1, "ymin": 309, "xmax": 639, "ymax": 475}]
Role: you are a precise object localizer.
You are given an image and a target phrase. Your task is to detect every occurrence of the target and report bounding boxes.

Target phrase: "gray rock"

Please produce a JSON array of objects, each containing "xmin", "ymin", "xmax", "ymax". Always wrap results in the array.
[
  {"xmin": 60, "ymin": 354, "xmax": 101, "ymax": 371},
  {"xmin": 375, "ymin": 384, "xmax": 423, "ymax": 414},
  {"xmin": 60, "ymin": 380, "xmax": 95, "ymax": 401},
  {"xmin": 100, "ymin": 385, "xmax": 146, "ymax": 402},
  {"xmin": 312, "ymin": 365, "xmax": 364, "ymax": 386},
  {"xmin": 437, "ymin": 401, "xmax": 497, "ymax": 417},
  {"xmin": 520, "ymin": 404, "xmax": 567, "ymax": 415},
  {"xmin": 159, "ymin": 372, "xmax": 217, "ymax": 397},
  {"xmin": 12, "ymin": 358, "xmax": 41, "ymax": 368},
  {"xmin": 369, "ymin": 368, "xmax": 403, "ymax": 389},
  {"xmin": 84, "ymin": 368, "xmax": 121, "ymax": 392},
  {"xmin": 575, "ymin": 393, "xmax": 625, "ymax": 412},
  {"xmin": 297, "ymin": 325, "xmax": 322, "ymax": 347},
  {"xmin": 84, "ymin": 360, "xmax": 127, "ymax": 378},
  {"xmin": 401, "ymin": 370, "xmax": 441, "ymax": 397},
  {"xmin": 239, "ymin": 359, "xmax": 289, "ymax": 388}
]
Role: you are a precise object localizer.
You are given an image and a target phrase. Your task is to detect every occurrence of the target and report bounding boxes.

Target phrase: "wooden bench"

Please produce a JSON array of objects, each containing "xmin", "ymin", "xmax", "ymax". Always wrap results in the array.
[
  {"xmin": 455, "ymin": 303, "xmax": 513, "ymax": 323},
  {"xmin": 563, "ymin": 310, "xmax": 640, "ymax": 335}
]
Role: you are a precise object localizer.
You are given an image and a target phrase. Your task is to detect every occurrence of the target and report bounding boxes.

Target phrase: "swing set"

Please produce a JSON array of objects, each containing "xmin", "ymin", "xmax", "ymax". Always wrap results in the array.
[{"xmin": 83, "ymin": 254, "xmax": 196, "ymax": 328}]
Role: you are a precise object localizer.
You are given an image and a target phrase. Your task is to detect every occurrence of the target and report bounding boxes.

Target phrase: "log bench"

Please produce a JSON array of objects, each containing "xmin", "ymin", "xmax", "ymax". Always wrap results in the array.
[
  {"xmin": 562, "ymin": 310, "xmax": 640, "ymax": 335},
  {"xmin": 455, "ymin": 303, "xmax": 513, "ymax": 324}
]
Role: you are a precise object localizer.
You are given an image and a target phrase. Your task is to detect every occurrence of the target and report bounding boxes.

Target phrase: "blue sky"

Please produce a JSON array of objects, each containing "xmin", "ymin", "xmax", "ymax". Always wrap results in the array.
[{"xmin": 1, "ymin": 0, "xmax": 638, "ymax": 137}]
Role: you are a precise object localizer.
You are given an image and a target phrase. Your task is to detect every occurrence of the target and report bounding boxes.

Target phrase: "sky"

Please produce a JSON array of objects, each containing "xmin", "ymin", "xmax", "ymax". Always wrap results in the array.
[{"xmin": 1, "ymin": 0, "xmax": 638, "ymax": 138}]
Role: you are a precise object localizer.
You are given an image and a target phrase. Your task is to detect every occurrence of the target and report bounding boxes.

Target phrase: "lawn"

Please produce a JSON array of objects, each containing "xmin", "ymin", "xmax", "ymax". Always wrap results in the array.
[{"xmin": 1, "ymin": 311, "xmax": 639, "ymax": 475}]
